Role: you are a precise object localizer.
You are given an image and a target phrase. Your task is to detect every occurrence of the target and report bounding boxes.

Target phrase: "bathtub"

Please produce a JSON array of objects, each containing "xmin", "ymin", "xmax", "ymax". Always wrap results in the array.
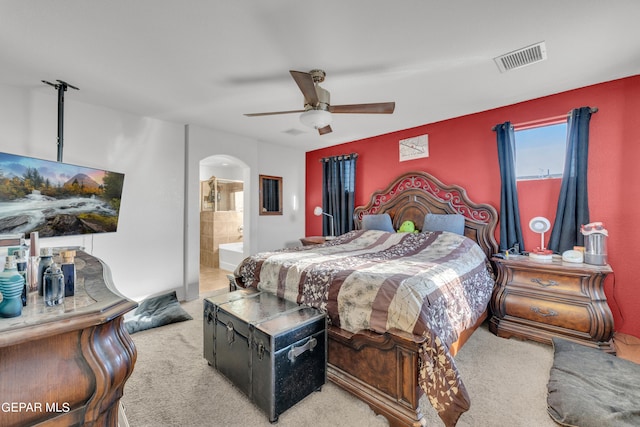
[{"xmin": 218, "ymin": 242, "xmax": 244, "ymax": 272}]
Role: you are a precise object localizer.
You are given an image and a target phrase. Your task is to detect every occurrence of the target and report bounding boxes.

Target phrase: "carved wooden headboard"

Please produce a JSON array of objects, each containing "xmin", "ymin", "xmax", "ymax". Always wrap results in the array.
[{"xmin": 353, "ymin": 171, "xmax": 499, "ymax": 260}]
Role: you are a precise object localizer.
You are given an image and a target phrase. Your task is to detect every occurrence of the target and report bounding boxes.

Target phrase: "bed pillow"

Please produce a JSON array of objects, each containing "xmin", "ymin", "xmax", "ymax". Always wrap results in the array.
[
  {"xmin": 125, "ymin": 291, "xmax": 193, "ymax": 334},
  {"xmin": 422, "ymin": 213, "xmax": 465, "ymax": 235},
  {"xmin": 362, "ymin": 213, "xmax": 395, "ymax": 232}
]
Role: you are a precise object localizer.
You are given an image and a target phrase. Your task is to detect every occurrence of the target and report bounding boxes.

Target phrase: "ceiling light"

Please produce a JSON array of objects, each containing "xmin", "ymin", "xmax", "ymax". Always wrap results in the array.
[{"xmin": 300, "ymin": 109, "xmax": 332, "ymax": 129}]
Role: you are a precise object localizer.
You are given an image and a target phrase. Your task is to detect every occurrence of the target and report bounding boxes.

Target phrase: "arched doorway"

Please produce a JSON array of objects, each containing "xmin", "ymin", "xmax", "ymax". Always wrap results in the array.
[{"xmin": 198, "ymin": 154, "xmax": 248, "ymax": 293}]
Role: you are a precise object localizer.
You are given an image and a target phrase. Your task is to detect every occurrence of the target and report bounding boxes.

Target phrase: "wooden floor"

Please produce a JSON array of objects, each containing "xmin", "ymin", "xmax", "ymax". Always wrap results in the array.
[
  {"xmin": 199, "ymin": 266, "xmax": 233, "ymax": 294},
  {"xmin": 614, "ymin": 332, "xmax": 640, "ymax": 364}
]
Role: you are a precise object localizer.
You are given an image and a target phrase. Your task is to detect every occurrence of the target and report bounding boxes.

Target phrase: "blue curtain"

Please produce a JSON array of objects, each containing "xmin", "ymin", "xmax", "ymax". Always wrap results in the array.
[
  {"xmin": 321, "ymin": 154, "xmax": 357, "ymax": 236},
  {"xmin": 548, "ymin": 107, "xmax": 592, "ymax": 253},
  {"xmin": 495, "ymin": 122, "xmax": 524, "ymax": 253}
]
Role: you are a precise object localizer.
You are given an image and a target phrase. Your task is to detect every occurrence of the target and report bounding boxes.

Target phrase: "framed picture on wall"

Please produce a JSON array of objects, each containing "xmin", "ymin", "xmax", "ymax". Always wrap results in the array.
[
  {"xmin": 259, "ymin": 175, "xmax": 282, "ymax": 215},
  {"xmin": 399, "ymin": 135, "xmax": 429, "ymax": 162}
]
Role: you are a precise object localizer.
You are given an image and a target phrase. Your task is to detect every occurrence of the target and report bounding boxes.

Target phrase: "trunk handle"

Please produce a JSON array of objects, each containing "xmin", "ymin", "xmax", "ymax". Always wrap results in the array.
[
  {"xmin": 287, "ymin": 337, "xmax": 317, "ymax": 363},
  {"xmin": 226, "ymin": 321, "xmax": 235, "ymax": 344}
]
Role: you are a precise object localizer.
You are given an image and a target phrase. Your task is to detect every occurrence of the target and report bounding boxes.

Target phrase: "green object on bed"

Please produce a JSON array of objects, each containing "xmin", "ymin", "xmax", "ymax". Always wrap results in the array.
[
  {"xmin": 397, "ymin": 220, "xmax": 418, "ymax": 233},
  {"xmin": 547, "ymin": 338, "xmax": 640, "ymax": 427},
  {"xmin": 125, "ymin": 291, "xmax": 193, "ymax": 334}
]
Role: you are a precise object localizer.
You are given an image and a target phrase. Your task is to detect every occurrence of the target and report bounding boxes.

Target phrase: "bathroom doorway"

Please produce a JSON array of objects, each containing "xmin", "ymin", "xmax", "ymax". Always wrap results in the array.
[{"xmin": 199, "ymin": 155, "xmax": 248, "ymax": 294}]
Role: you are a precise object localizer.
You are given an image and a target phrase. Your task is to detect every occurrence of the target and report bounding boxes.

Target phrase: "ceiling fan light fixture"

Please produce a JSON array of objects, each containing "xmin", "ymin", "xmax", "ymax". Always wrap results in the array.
[{"xmin": 300, "ymin": 109, "xmax": 332, "ymax": 130}]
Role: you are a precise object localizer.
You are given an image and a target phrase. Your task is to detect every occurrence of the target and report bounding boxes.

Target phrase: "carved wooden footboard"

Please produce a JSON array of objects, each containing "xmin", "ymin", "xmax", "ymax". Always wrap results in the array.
[
  {"xmin": 327, "ymin": 310, "xmax": 488, "ymax": 427},
  {"xmin": 327, "ymin": 325, "xmax": 427, "ymax": 427},
  {"xmin": 335, "ymin": 171, "xmax": 497, "ymax": 426}
]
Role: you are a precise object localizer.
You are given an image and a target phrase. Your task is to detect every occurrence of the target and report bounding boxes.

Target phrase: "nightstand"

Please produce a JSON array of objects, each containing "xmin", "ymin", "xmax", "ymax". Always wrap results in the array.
[
  {"xmin": 300, "ymin": 236, "xmax": 327, "ymax": 246},
  {"xmin": 489, "ymin": 255, "xmax": 614, "ymax": 352}
]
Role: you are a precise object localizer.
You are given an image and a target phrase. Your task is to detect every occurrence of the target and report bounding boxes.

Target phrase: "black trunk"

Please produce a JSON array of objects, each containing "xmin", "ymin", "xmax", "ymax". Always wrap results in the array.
[{"xmin": 204, "ymin": 289, "xmax": 326, "ymax": 423}]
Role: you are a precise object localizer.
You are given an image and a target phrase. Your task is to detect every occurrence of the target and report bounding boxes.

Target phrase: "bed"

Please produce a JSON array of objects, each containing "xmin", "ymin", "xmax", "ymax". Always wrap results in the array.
[{"xmin": 233, "ymin": 171, "xmax": 498, "ymax": 427}]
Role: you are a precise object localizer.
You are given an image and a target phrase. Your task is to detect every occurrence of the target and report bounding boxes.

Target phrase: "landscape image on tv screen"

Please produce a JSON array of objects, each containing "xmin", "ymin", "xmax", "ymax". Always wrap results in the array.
[{"xmin": 0, "ymin": 152, "xmax": 125, "ymax": 237}]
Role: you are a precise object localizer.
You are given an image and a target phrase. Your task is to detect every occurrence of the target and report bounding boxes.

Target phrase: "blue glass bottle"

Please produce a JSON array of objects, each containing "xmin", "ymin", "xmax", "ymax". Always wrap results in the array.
[
  {"xmin": 38, "ymin": 247, "xmax": 53, "ymax": 296},
  {"xmin": 60, "ymin": 250, "xmax": 76, "ymax": 297},
  {"xmin": 0, "ymin": 255, "xmax": 25, "ymax": 318}
]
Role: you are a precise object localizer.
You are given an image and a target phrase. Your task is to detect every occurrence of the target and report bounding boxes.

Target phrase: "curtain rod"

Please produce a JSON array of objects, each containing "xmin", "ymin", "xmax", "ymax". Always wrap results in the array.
[
  {"xmin": 319, "ymin": 153, "xmax": 358, "ymax": 162},
  {"xmin": 492, "ymin": 107, "xmax": 598, "ymax": 131}
]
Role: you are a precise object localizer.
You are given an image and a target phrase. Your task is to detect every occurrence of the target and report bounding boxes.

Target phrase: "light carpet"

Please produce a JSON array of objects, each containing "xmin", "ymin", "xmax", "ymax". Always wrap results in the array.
[{"xmin": 121, "ymin": 291, "xmax": 558, "ymax": 426}]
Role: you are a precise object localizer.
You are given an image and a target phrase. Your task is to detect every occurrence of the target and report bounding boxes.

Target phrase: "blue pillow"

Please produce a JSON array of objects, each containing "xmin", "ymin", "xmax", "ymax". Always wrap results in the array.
[
  {"xmin": 422, "ymin": 214, "xmax": 465, "ymax": 235},
  {"xmin": 362, "ymin": 214, "xmax": 395, "ymax": 232}
]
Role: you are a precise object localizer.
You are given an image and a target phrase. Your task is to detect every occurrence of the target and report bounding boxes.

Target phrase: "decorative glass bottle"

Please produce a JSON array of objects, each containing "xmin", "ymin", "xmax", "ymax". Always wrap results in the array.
[
  {"xmin": 43, "ymin": 262, "xmax": 65, "ymax": 307},
  {"xmin": 38, "ymin": 247, "xmax": 53, "ymax": 296},
  {"xmin": 60, "ymin": 250, "xmax": 76, "ymax": 297},
  {"xmin": 0, "ymin": 255, "xmax": 25, "ymax": 318},
  {"xmin": 28, "ymin": 232, "xmax": 39, "ymax": 292},
  {"xmin": 15, "ymin": 249, "xmax": 28, "ymax": 306}
]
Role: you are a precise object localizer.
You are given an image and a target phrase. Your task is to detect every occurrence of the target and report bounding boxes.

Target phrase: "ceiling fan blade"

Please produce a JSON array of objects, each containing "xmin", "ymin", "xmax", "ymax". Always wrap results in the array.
[
  {"xmin": 244, "ymin": 109, "xmax": 305, "ymax": 117},
  {"xmin": 290, "ymin": 70, "xmax": 319, "ymax": 105},
  {"xmin": 329, "ymin": 102, "xmax": 395, "ymax": 114},
  {"xmin": 318, "ymin": 125, "xmax": 332, "ymax": 135}
]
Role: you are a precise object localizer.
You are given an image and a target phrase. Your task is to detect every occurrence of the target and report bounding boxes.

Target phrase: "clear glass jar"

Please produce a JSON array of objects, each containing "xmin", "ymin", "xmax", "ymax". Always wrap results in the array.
[
  {"xmin": 44, "ymin": 262, "xmax": 65, "ymax": 307},
  {"xmin": 38, "ymin": 247, "xmax": 53, "ymax": 296},
  {"xmin": 584, "ymin": 233, "xmax": 608, "ymax": 265}
]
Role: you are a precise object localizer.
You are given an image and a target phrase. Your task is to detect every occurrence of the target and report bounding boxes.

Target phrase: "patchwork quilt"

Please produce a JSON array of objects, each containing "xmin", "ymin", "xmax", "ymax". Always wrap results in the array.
[{"xmin": 235, "ymin": 229, "xmax": 494, "ymax": 425}]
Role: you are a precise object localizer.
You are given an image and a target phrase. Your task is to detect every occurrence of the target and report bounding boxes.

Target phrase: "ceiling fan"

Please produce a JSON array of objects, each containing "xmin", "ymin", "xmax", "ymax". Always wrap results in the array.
[{"xmin": 244, "ymin": 69, "xmax": 395, "ymax": 135}]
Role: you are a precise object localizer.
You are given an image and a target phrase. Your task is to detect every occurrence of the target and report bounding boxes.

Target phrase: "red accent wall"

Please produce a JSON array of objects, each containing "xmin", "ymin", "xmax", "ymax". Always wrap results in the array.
[{"xmin": 306, "ymin": 75, "xmax": 640, "ymax": 339}]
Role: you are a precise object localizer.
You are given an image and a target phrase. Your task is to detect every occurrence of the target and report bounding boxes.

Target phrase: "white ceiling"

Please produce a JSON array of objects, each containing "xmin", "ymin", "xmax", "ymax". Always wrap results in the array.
[{"xmin": 2, "ymin": 1, "xmax": 639, "ymax": 152}]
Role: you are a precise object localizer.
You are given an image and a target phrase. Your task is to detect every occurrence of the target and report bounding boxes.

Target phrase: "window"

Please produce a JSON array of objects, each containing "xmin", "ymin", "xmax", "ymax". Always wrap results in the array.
[{"xmin": 515, "ymin": 123, "xmax": 567, "ymax": 180}]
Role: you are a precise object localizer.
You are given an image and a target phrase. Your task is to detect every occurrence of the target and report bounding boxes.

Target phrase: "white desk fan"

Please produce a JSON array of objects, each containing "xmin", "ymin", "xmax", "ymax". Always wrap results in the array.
[{"xmin": 529, "ymin": 216, "xmax": 553, "ymax": 261}]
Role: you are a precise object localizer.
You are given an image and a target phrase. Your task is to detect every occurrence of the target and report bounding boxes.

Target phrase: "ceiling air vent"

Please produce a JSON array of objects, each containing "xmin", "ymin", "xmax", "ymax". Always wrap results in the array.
[
  {"xmin": 494, "ymin": 41, "xmax": 547, "ymax": 73},
  {"xmin": 283, "ymin": 128, "xmax": 306, "ymax": 136}
]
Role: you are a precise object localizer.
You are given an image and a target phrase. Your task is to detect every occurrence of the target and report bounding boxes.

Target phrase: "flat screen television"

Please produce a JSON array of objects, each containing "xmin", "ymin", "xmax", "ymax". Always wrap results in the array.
[{"xmin": 0, "ymin": 151, "xmax": 125, "ymax": 237}]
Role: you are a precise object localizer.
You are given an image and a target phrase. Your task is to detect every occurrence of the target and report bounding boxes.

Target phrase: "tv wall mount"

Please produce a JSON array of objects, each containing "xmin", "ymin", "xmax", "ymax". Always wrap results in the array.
[{"xmin": 42, "ymin": 79, "xmax": 79, "ymax": 162}]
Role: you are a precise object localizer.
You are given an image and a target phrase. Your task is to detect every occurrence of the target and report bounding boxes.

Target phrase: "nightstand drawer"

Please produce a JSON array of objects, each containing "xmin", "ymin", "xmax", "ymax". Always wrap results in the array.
[
  {"xmin": 510, "ymin": 269, "xmax": 585, "ymax": 297},
  {"xmin": 490, "ymin": 256, "xmax": 614, "ymax": 351},
  {"xmin": 504, "ymin": 294, "xmax": 591, "ymax": 333}
]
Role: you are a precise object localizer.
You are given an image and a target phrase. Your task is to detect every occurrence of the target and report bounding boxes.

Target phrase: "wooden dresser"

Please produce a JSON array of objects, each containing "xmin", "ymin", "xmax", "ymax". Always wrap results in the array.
[
  {"xmin": 0, "ymin": 250, "xmax": 137, "ymax": 427},
  {"xmin": 489, "ymin": 254, "xmax": 614, "ymax": 352}
]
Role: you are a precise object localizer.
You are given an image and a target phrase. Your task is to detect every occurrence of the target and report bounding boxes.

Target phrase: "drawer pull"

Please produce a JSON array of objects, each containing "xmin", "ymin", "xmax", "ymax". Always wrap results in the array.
[
  {"xmin": 531, "ymin": 278, "xmax": 559, "ymax": 288},
  {"xmin": 530, "ymin": 306, "xmax": 558, "ymax": 317}
]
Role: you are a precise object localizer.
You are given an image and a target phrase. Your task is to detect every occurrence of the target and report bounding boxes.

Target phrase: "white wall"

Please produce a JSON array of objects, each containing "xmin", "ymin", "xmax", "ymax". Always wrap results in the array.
[
  {"xmin": 1, "ymin": 83, "xmax": 307, "ymax": 302},
  {"xmin": 256, "ymin": 142, "xmax": 306, "ymax": 252},
  {"xmin": 184, "ymin": 125, "xmax": 306, "ymax": 300},
  {"xmin": 0, "ymin": 84, "xmax": 184, "ymax": 301}
]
